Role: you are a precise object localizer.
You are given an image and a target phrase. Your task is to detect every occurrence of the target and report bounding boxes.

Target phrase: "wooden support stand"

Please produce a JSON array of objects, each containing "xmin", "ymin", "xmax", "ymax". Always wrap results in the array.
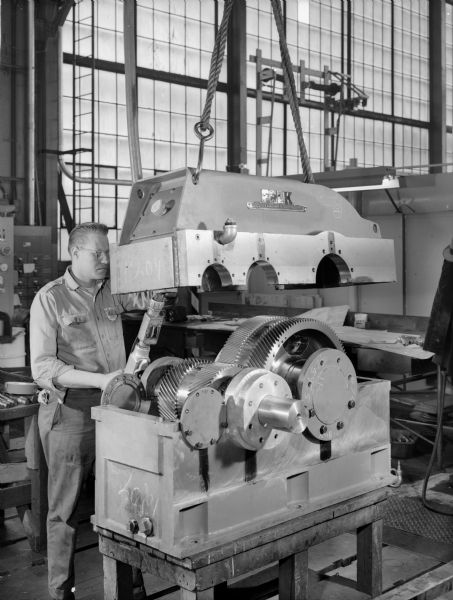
[
  {"xmin": 0, "ymin": 402, "xmax": 47, "ymax": 552},
  {"xmin": 0, "ymin": 367, "xmax": 47, "ymax": 553},
  {"xmin": 96, "ymin": 488, "xmax": 388, "ymax": 600}
]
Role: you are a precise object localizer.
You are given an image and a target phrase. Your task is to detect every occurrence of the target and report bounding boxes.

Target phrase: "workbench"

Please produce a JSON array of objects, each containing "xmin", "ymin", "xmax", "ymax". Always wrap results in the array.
[
  {"xmin": 0, "ymin": 367, "xmax": 47, "ymax": 552},
  {"xmin": 95, "ymin": 488, "xmax": 388, "ymax": 600}
]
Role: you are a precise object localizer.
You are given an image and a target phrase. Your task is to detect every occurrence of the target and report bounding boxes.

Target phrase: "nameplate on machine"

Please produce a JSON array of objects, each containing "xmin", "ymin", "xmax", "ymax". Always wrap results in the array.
[{"xmin": 247, "ymin": 189, "xmax": 307, "ymax": 211}]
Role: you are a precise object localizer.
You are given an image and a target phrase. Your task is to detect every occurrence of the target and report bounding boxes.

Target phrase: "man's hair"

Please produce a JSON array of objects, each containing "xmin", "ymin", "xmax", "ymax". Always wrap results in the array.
[{"xmin": 68, "ymin": 222, "xmax": 108, "ymax": 253}]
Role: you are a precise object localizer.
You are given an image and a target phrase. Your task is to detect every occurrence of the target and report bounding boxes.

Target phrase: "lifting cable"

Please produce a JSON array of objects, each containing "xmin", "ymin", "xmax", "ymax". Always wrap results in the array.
[
  {"xmin": 270, "ymin": 0, "xmax": 314, "ymax": 183},
  {"xmin": 194, "ymin": 0, "xmax": 314, "ymax": 185},
  {"xmin": 192, "ymin": 0, "xmax": 235, "ymax": 184}
]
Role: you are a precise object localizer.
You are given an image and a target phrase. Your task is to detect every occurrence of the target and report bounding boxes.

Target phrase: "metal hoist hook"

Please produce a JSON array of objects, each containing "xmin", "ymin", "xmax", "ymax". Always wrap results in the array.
[{"xmin": 192, "ymin": 121, "xmax": 215, "ymax": 185}]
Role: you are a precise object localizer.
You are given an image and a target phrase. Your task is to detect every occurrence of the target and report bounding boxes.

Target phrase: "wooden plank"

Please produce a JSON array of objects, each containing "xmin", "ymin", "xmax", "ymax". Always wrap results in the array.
[
  {"xmin": 357, "ymin": 519, "xmax": 383, "ymax": 596},
  {"xmin": 99, "ymin": 536, "xmax": 197, "ymax": 592},
  {"xmin": 180, "ymin": 584, "xmax": 227, "ymax": 599},
  {"xmin": 0, "ymin": 481, "xmax": 31, "ymax": 508},
  {"xmin": 180, "ymin": 589, "xmax": 216, "ymax": 599},
  {"xmin": 0, "ymin": 404, "xmax": 39, "ymax": 422},
  {"xmin": 0, "ymin": 461, "xmax": 29, "ymax": 483},
  {"xmin": 26, "ymin": 465, "xmax": 48, "ymax": 552},
  {"xmin": 103, "ymin": 554, "xmax": 134, "ymax": 600},
  {"xmin": 373, "ymin": 560, "xmax": 453, "ymax": 600},
  {"xmin": 279, "ymin": 550, "xmax": 308, "ymax": 600}
]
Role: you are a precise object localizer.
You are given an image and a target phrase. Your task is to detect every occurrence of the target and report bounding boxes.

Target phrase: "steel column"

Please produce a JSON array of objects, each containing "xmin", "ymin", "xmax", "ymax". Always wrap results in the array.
[
  {"xmin": 429, "ymin": 0, "xmax": 446, "ymax": 173},
  {"xmin": 227, "ymin": 0, "xmax": 247, "ymax": 173}
]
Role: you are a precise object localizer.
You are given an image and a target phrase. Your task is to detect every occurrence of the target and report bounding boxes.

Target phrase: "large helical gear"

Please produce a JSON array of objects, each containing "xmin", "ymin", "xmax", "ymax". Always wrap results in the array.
[
  {"xmin": 215, "ymin": 315, "xmax": 287, "ymax": 365},
  {"xmin": 217, "ymin": 317, "xmax": 344, "ymax": 397},
  {"xmin": 153, "ymin": 358, "xmax": 210, "ymax": 420}
]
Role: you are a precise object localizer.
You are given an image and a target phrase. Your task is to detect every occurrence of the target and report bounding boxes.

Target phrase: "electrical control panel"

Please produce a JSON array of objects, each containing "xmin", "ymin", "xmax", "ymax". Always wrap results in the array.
[
  {"xmin": 14, "ymin": 226, "xmax": 54, "ymax": 310},
  {"xmin": 0, "ymin": 217, "xmax": 15, "ymax": 318}
]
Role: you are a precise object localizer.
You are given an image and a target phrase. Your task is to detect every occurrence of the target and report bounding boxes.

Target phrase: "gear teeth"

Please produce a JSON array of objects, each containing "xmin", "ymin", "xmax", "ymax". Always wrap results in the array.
[
  {"xmin": 216, "ymin": 316, "xmax": 284, "ymax": 365},
  {"xmin": 157, "ymin": 358, "xmax": 208, "ymax": 420},
  {"xmin": 176, "ymin": 363, "xmax": 242, "ymax": 415},
  {"xmin": 242, "ymin": 317, "xmax": 344, "ymax": 371}
]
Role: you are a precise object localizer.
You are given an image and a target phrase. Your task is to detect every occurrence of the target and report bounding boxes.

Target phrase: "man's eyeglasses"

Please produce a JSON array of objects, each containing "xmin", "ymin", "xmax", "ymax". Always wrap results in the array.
[{"xmin": 77, "ymin": 247, "xmax": 110, "ymax": 261}]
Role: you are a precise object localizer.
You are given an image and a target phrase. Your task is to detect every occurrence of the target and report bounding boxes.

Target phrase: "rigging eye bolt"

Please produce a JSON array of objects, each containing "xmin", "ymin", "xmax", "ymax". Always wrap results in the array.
[{"xmin": 194, "ymin": 121, "xmax": 215, "ymax": 141}]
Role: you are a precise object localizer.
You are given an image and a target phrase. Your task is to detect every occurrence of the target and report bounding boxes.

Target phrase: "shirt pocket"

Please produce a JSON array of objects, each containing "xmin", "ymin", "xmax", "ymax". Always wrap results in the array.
[
  {"xmin": 59, "ymin": 311, "xmax": 95, "ymax": 350},
  {"xmin": 104, "ymin": 306, "xmax": 122, "ymax": 321}
]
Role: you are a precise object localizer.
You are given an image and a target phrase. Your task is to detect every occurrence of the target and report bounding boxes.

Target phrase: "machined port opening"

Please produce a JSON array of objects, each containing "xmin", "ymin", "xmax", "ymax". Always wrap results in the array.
[
  {"xmin": 247, "ymin": 261, "xmax": 279, "ymax": 289},
  {"xmin": 201, "ymin": 264, "xmax": 233, "ymax": 291},
  {"xmin": 316, "ymin": 254, "xmax": 351, "ymax": 287}
]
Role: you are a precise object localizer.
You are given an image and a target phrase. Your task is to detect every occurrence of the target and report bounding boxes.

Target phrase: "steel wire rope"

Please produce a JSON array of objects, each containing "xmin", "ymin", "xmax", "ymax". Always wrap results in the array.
[
  {"xmin": 270, "ymin": 0, "xmax": 314, "ymax": 183},
  {"xmin": 193, "ymin": 0, "xmax": 236, "ymax": 184}
]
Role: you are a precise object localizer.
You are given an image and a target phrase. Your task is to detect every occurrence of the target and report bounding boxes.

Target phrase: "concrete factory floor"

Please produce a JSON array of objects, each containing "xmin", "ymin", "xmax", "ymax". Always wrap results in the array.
[{"xmin": 1, "ymin": 446, "xmax": 453, "ymax": 600}]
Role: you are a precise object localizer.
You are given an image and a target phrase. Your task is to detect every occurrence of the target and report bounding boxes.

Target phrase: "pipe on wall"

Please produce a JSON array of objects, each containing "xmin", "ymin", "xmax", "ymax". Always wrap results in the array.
[
  {"xmin": 123, "ymin": 0, "xmax": 142, "ymax": 183},
  {"xmin": 56, "ymin": 22, "xmax": 132, "ymax": 189},
  {"xmin": 27, "ymin": 0, "xmax": 35, "ymax": 225}
]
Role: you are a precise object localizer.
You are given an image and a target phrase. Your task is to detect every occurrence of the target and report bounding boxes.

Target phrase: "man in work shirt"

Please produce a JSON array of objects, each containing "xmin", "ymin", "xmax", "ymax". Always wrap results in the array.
[{"xmin": 30, "ymin": 222, "xmax": 153, "ymax": 600}]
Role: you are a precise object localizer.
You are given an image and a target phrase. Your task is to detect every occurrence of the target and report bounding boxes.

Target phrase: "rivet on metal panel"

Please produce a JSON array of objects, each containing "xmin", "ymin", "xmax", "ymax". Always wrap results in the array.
[
  {"xmin": 348, "ymin": 400, "xmax": 355, "ymax": 409},
  {"xmin": 337, "ymin": 421, "xmax": 344, "ymax": 430},
  {"xmin": 320, "ymin": 425, "xmax": 328, "ymax": 434}
]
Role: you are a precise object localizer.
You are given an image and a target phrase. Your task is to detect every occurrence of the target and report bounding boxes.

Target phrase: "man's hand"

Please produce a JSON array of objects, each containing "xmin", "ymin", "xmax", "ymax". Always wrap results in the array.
[{"xmin": 100, "ymin": 369, "xmax": 123, "ymax": 390}]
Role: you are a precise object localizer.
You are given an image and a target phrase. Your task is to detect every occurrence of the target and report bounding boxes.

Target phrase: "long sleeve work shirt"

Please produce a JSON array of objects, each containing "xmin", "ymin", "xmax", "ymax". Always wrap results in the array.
[{"xmin": 30, "ymin": 267, "xmax": 149, "ymax": 395}]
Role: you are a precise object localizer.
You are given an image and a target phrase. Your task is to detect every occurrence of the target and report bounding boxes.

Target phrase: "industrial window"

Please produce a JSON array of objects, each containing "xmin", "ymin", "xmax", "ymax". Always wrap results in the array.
[{"xmin": 60, "ymin": 0, "xmax": 450, "ymax": 254}]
